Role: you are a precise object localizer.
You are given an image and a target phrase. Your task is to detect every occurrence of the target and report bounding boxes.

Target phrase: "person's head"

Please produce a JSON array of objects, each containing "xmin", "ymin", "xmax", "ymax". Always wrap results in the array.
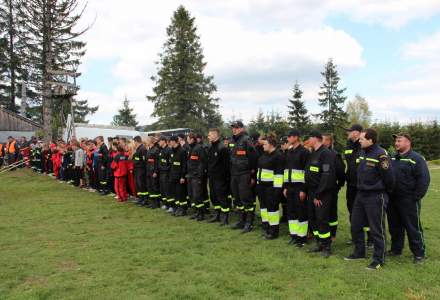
[
  {"xmin": 169, "ymin": 136, "xmax": 179, "ymax": 148},
  {"xmin": 7, "ymin": 136, "xmax": 13, "ymax": 142},
  {"xmin": 230, "ymin": 121, "xmax": 245, "ymax": 136},
  {"xmin": 393, "ymin": 133, "xmax": 412, "ymax": 153},
  {"xmin": 159, "ymin": 136, "xmax": 168, "ymax": 148},
  {"xmin": 187, "ymin": 133, "xmax": 197, "ymax": 145},
  {"xmin": 208, "ymin": 128, "xmax": 221, "ymax": 143},
  {"xmin": 20, "ymin": 136, "xmax": 26, "ymax": 143},
  {"xmin": 112, "ymin": 141, "xmax": 119, "ymax": 151},
  {"xmin": 322, "ymin": 134, "xmax": 333, "ymax": 149},
  {"xmin": 177, "ymin": 133, "xmax": 186, "ymax": 146},
  {"xmin": 223, "ymin": 137, "xmax": 230, "ymax": 147},
  {"xmin": 256, "ymin": 134, "xmax": 265, "ymax": 146},
  {"xmin": 116, "ymin": 144, "xmax": 125, "ymax": 153},
  {"xmin": 306, "ymin": 130, "xmax": 323, "ymax": 150},
  {"xmin": 287, "ymin": 129, "xmax": 301, "ymax": 145},
  {"xmin": 107, "ymin": 137, "xmax": 113, "ymax": 144},
  {"xmin": 119, "ymin": 137, "xmax": 127, "ymax": 147},
  {"xmin": 346, "ymin": 124, "xmax": 363, "ymax": 142},
  {"xmin": 96, "ymin": 136, "xmax": 104, "ymax": 146},
  {"xmin": 360, "ymin": 128, "xmax": 378, "ymax": 149},
  {"xmin": 133, "ymin": 135, "xmax": 142, "ymax": 147},
  {"xmin": 262, "ymin": 132, "xmax": 277, "ymax": 153}
]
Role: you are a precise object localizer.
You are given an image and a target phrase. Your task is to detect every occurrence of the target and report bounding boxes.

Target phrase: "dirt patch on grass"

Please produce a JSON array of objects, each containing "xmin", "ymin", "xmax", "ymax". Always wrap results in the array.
[
  {"xmin": 58, "ymin": 260, "xmax": 80, "ymax": 272},
  {"xmin": 23, "ymin": 275, "xmax": 49, "ymax": 287}
]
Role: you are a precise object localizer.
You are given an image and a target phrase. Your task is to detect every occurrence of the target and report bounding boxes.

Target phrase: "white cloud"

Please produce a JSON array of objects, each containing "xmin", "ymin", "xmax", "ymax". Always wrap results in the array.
[{"xmin": 75, "ymin": 0, "xmax": 440, "ymax": 126}]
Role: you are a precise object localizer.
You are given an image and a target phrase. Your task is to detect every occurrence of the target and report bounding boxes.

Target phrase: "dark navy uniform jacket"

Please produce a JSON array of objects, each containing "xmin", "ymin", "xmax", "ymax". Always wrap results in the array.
[
  {"xmin": 356, "ymin": 144, "xmax": 395, "ymax": 193},
  {"xmin": 391, "ymin": 149, "xmax": 430, "ymax": 201}
]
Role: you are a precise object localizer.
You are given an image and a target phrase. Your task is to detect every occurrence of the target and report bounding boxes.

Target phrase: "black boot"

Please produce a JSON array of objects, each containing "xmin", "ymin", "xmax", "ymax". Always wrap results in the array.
[
  {"xmin": 295, "ymin": 236, "xmax": 307, "ymax": 248},
  {"xmin": 208, "ymin": 210, "xmax": 221, "ymax": 223},
  {"xmin": 219, "ymin": 212, "xmax": 229, "ymax": 226},
  {"xmin": 242, "ymin": 211, "xmax": 254, "ymax": 233},
  {"xmin": 288, "ymin": 235, "xmax": 298, "ymax": 245},
  {"xmin": 307, "ymin": 240, "xmax": 322, "ymax": 253},
  {"xmin": 261, "ymin": 222, "xmax": 270, "ymax": 237},
  {"xmin": 232, "ymin": 212, "xmax": 246, "ymax": 230},
  {"xmin": 265, "ymin": 225, "xmax": 279, "ymax": 240},
  {"xmin": 196, "ymin": 208, "xmax": 205, "ymax": 221}
]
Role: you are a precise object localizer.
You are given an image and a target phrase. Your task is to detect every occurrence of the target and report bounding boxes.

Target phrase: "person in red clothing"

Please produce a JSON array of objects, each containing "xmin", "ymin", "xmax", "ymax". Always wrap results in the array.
[
  {"xmin": 86, "ymin": 140, "xmax": 97, "ymax": 190},
  {"xmin": 111, "ymin": 144, "xmax": 129, "ymax": 202},
  {"xmin": 52, "ymin": 142, "xmax": 63, "ymax": 179},
  {"xmin": 125, "ymin": 140, "xmax": 136, "ymax": 197}
]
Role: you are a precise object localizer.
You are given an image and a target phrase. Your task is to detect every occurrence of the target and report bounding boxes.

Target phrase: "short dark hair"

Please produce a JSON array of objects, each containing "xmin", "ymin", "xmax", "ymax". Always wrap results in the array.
[
  {"xmin": 133, "ymin": 136, "xmax": 142, "ymax": 143},
  {"xmin": 177, "ymin": 133, "xmax": 186, "ymax": 139},
  {"xmin": 209, "ymin": 128, "xmax": 220, "ymax": 135},
  {"xmin": 96, "ymin": 136, "xmax": 104, "ymax": 142},
  {"xmin": 262, "ymin": 132, "xmax": 278, "ymax": 147},
  {"xmin": 363, "ymin": 128, "xmax": 378, "ymax": 144}
]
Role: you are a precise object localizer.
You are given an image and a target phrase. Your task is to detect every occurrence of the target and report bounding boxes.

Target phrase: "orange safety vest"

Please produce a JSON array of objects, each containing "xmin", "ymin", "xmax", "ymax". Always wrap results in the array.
[
  {"xmin": 0, "ymin": 144, "xmax": 3, "ymax": 157},
  {"xmin": 6, "ymin": 140, "xmax": 16, "ymax": 154}
]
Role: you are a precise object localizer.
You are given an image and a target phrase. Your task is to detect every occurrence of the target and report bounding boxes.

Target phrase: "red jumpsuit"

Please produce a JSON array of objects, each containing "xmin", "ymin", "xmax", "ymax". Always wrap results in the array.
[
  {"xmin": 111, "ymin": 152, "xmax": 129, "ymax": 202},
  {"xmin": 52, "ymin": 149, "xmax": 62, "ymax": 178},
  {"xmin": 126, "ymin": 152, "xmax": 136, "ymax": 196}
]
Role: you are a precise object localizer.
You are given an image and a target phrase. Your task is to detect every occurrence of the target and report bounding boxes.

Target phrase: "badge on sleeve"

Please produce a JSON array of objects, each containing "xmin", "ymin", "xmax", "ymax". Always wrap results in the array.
[{"xmin": 380, "ymin": 158, "xmax": 390, "ymax": 170}]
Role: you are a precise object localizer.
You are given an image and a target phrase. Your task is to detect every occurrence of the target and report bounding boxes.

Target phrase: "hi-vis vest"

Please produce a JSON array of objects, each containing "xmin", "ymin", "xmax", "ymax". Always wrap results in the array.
[{"xmin": 6, "ymin": 141, "xmax": 16, "ymax": 154}]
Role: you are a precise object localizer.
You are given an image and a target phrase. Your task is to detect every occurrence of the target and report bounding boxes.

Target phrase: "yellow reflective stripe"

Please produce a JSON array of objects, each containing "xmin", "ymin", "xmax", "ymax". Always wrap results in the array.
[
  {"xmin": 363, "ymin": 227, "xmax": 370, "ymax": 232},
  {"xmin": 195, "ymin": 204, "xmax": 204, "ymax": 208},
  {"xmin": 400, "ymin": 158, "xmax": 416, "ymax": 164},
  {"xmin": 329, "ymin": 221, "xmax": 338, "ymax": 226},
  {"xmin": 134, "ymin": 157, "xmax": 140, "ymax": 160},
  {"xmin": 214, "ymin": 205, "xmax": 221, "ymax": 210},
  {"xmin": 319, "ymin": 232, "xmax": 331, "ymax": 239},
  {"xmin": 297, "ymin": 221, "xmax": 308, "ymax": 237},
  {"xmin": 366, "ymin": 158, "xmax": 379, "ymax": 163},
  {"xmin": 291, "ymin": 170, "xmax": 305, "ymax": 182},
  {"xmin": 309, "ymin": 166, "xmax": 319, "ymax": 172},
  {"xmin": 344, "ymin": 149, "xmax": 353, "ymax": 154},
  {"xmin": 260, "ymin": 208, "xmax": 268, "ymax": 222},
  {"xmin": 283, "ymin": 169, "xmax": 289, "ymax": 182},
  {"xmin": 173, "ymin": 161, "xmax": 181, "ymax": 166},
  {"xmin": 268, "ymin": 211, "xmax": 280, "ymax": 225},
  {"xmin": 273, "ymin": 175, "xmax": 283, "ymax": 188},
  {"xmin": 259, "ymin": 169, "xmax": 274, "ymax": 181},
  {"xmin": 221, "ymin": 207, "xmax": 230, "ymax": 212},
  {"xmin": 313, "ymin": 231, "xmax": 319, "ymax": 236},
  {"xmin": 288, "ymin": 220, "xmax": 299, "ymax": 235},
  {"xmin": 245, "ymin": 207, "xmax": 255, "ymax": 212},
  {"xmin": 161, "ymin": 159, "xmax": 167, "ymax": 163}
]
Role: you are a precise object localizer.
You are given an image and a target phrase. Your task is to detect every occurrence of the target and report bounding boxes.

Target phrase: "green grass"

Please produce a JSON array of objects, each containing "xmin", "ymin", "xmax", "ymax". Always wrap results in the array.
[{"xmin": 0, "ymin": 169, "xmax": 439, "ymax": 300}]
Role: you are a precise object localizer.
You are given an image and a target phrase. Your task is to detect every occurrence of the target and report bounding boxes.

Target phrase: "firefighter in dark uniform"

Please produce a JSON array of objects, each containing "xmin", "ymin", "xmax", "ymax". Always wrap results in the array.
[
  {"xmin": 304, "ymin": 131, "xmax": 336, "ymax": 257},
  {"xmin": 133, "ymin": 136, "xmax": 148, "ymax": 206},
  {"xmin": 95, "ymin": 136, "xmax": 110, "ymax": 194},
  {"xmin": 256, "ymin": 133, "xmax": 284, "ymax": 239},
  {"xmin": 146, "ymin": 136, "xmax": 161, "ymax": 209},
  {"xmin": 388, "ymin": 133, "xmax": 430, "ymax": 264},
  {"xmin": 229, "ymin": 121, "xmax": 258, "ymax": 233},
  {"xmin": 169, "ymin": 136, "xmax": 188, "ymax": 216},
  {"xmin": 344, "ymin": 124, "xmax": 372, "ymax": 245},
  {"xmin": 345, "ymin": 128, "xmax": 395, "ymax": 270},
  {"xmin": 196, "ymin": 133, "xmax": 211, "ymax": 213},
  {"xmin": 322, "ymin": 133, "xmax": 346, "ymax": 240},
  {"xmin": 207, "ymin": 128, "xmax": 231, "ymax": 225},
  {"xmin": 158, "ymin": 136, "xmax": 172, "ymax": 209},
  {"xmin": 283, "ymin": 129, "xmax": 310, "ymax": 247},
  {"xmin": 186, "ymin": 133, "xmax": 208, "ymax": 221}
]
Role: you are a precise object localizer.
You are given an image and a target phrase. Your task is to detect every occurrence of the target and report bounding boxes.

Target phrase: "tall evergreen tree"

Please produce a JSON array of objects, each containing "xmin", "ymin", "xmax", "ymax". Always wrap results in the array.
[
  {"xmin": 0, "ymin": 0, "xmax": 31, "ymax": 112},
  {"xmin": 19, "ymin": 0, "xmax": 89, "ymax": 141},
  {"xmin": 147, "ymin": 5, "xmax": 222, "ymax": 132},
  {"xmin": 112, "ymin": 96, "xmax": 138, "ymax": 127},
  {"xmin": 316, "ymin": 59, "xmax": 348, "ymax": 132},
  {"xmin": 73, "ymin": 99, "xmax": 98, "ymax": 124},
  {"xmin": 287, "ymin": 81, "xmax": 310, "ymax": 132}
]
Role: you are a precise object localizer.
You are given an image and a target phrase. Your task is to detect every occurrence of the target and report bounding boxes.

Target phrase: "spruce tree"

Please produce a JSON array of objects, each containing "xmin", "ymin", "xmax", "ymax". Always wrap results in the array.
[
  {"xmin": 287, "ymin": 81, "xmax": 310, "ymax": 133},
  {"xmin": 73, "ymin": 99, "xmax": 98, "ymax": 124},
  {"xmin": 147, "ymin": 5, "xmax": 222, "ymax": 132},
  {"xmin": 112, "ymin": 96, "xmax": 138, "ymax": 127},
  {"xmin": 317, "ymin": 59, "xmax": 348, "ymax": 132}
]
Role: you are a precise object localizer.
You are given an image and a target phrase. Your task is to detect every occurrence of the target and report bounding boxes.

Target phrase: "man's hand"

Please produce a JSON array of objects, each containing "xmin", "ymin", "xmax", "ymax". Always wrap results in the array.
[
  {"xmin": 249, "ymin": 178, "xmax": 256, "ymax": 187},
  {"xmin": 180, "ymin": 178, "xmax": 185, "ymax": 184},
  {"xmin": 152, "ymin": 173, "xmax": 157, "ymax": 178},
  {"xmin": 314, "ymin": 198, "xmax": 322, "ymax": 207},
  {"xmin": 299, "ymin": 191, "xmax": 306, "ymax": 202},
  {"xmin": 283, "ymin": 189, "xmax": 287, "ymax": 198}
]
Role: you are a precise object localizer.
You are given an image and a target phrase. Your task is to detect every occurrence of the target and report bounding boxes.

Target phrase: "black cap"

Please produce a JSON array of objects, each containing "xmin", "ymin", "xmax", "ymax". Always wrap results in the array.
[
  {"xmin": 287, "ymin": 129, "xmax": 301, "ymax": 137},
  {"xmin": 346, "ymin": 124, "xmax": 363, "ymax": 132},
  {"xmin": 392, "ymin": 133, "xmax": 412, "ymax": 142},
  {"xmin": 169, "ymin": 136, "xmax": 178, "ymax": 142},
  {"xmin": 280, "ymin": 136, "xmax": 288, "ymax": 144},
  {"xmin": 230, "ymin": 120, "xmax": 244, "ymax": 128},
  {"xmin": 307, "ymin": 130, "xmax": 322, "ymax": 139}
]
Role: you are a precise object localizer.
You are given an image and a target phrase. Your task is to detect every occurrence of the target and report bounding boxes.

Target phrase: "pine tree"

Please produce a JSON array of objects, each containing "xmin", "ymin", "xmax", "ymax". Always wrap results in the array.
[
  {"xmin": 73, "ymin": 99, "xmax": 98, "ymax": 124},
  {"xmin": 147, "ymin": 5, "xmax": 222, "ymax": 132},
  {"xmin": 287, "ymin": 81, "xmax": 310, "ymax": 133},
  {"xmin": 317, "ymin": 59, "xmax": 348, "ymax": 132},
  {"xmin": 112, "ymin": 96, "xmax": 138, "ymax": 127},
  {"xmin": 0, "ymin": 0, "xmax": 31, "ymax": 112},
  {"xmin": 19, "ymin": 0, "xmax": 88, "ymax": 141}
]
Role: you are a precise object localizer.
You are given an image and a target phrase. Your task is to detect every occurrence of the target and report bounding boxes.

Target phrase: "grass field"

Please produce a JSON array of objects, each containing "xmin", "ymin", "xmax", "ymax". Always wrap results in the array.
[{"xmin": 0, "ymin": 168, "xmax": 439, "ymax": 300}]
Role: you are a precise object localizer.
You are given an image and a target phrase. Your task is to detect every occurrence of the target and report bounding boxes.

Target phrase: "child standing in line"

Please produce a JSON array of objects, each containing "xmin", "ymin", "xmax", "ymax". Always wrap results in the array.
[
  {"xmin": 111, "ymin": 144, "xmax": 129, "ymax": 202},
  {"xmin": 72, "ymin": 141, "xmax": 86, "ymax": 187}
]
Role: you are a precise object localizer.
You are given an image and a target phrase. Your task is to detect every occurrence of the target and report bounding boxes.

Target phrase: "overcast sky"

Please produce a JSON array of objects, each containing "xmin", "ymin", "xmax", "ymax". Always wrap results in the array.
[{"xmin": 76, "ymin": 0, "xmax": 440, "ymax": 126}]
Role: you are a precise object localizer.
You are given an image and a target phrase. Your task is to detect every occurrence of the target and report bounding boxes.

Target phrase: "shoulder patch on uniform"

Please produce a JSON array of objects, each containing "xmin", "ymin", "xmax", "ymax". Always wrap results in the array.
[
  {"xmin": 380, "ymin": 159, "xmax": 390, "ymax": 170},
  {"xmin": 379, "ymin": 154, "xmax": 387, "ymax": 159}
]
